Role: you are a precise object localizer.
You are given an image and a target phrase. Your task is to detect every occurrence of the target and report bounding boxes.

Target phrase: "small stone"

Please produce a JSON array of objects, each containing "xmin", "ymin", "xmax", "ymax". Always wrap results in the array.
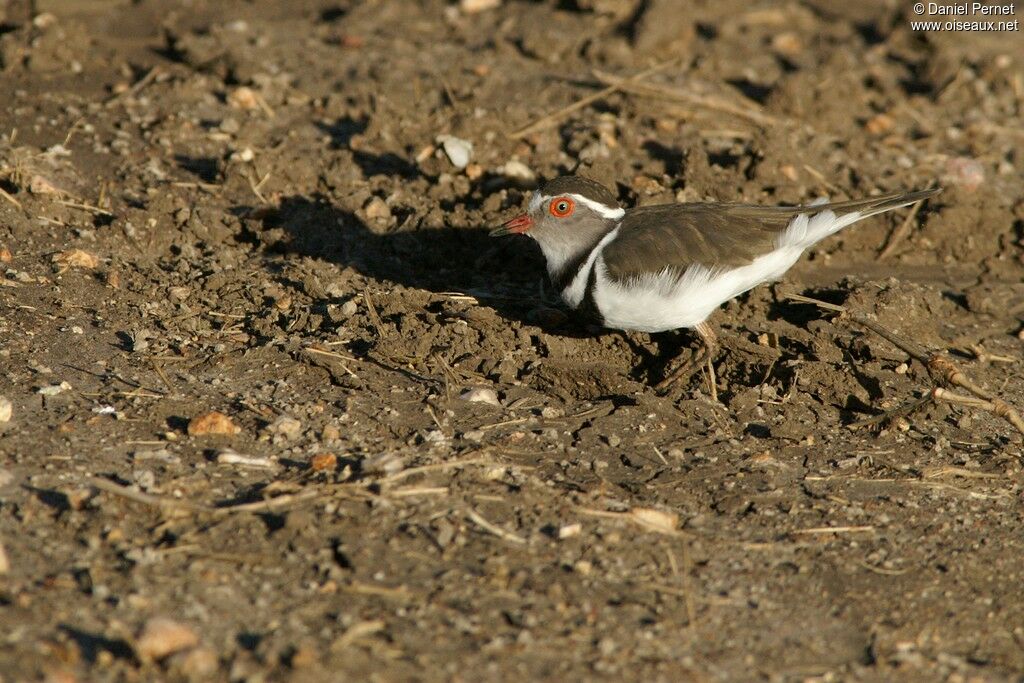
[
  {"xmin": 558, "ymin": 523, "xmax": 582, "ymax": 539},
  {"xmin": 0, "ymin": 246, "xmax": 11, "ymax": 263},
  {"xmin": 497, "ymin": 157, "xmax": 536, "ymax": 184},
  {"xmin": 459, "ymin": 387, "xmax": 500, "ymax": 407},
  {"xmin": 462, "ymin": 429, "xmax": 485, "ymax": 443},
  {"xmin": 187, "ymin": 411, "xmax": 241, "ymax": 437},
  {"xmin": 52, "ymin": 249, "xmax": 99, "ymax": 270},
  {"xmin": 0, "ymin": 539, "xmax": 9, "ymax": 574},
  {"xmin": 627, "ymin": 508, "xmax": 678, "ymax": 535},
  {"xmin": 219, "ymin": 117, "xmax": 240, "ymax": 134},
  {"xmin": 464, "ymin": 163, "xmax": 484, "ymax": 180},
  {"xmin": 437, "ymin": 135, "xmax": 473, "ymax": 169},
  {"xmin": 135, "ymin": 618, "xmax": 200, "ymax": 661},
  {"xmin": 460, "ymin": 0, "xmax": 501, "ymax": 12},
  {"xmin": 29, "ymin": 174, "xmax": 63, "ymax": 195},
  {"xmin": 37, "ymin": 382, "xmax": 72, "ymax": 396},
  {"xmin": 943, "ymin": 156, "xmax": 985, "ymax": 192},
  {"xmin": 771, "ymin": 32, "xmax": 803, "ymax": 57},
  {"xmin": 865, "ymin": 112, "xmax": 896, "ymax": 135},
  {"xmin": 310, "ymin": 452, "xmax": 337, "ymax": 472},
  {"xmin": 216, "ymin": 450, "xmax": 276, "ymax": 468},
  {"xmin": 321, "ymin": 424, "xmax": 342, "ymax": 442},
  {"xmin": 228, "ymin": 86, "xmax": 260, "ymax": 110},
  {"xmin": 171, "ymin": 645, "xmax": 219, "ymax": 680},
  {"xmin": 363, "ymin": 196, "xmax": 391, "ymax": 221},
  {"xmin": 268, "ymin": 415, "xmax": 302, "ymax": 439},
  {"xmin": 0, "ymin": 397, "xmax": 11, "ymax": 423},
  {"xmin": 341, "ymin": 299, "xmax": 359, "ymax": 317}
]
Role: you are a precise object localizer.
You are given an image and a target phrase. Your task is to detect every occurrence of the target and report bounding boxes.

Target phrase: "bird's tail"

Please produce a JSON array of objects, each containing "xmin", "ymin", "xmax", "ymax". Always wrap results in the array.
[{"xmin": 779, "ymin": 188, "xmax": 941, "ymax": 249}]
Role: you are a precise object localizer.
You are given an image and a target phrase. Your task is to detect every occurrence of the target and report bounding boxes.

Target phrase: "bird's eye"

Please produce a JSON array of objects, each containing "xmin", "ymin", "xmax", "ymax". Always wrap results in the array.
[{"xmin": 549, "ymin": 197, "xmax": 575, "ymax": 218}]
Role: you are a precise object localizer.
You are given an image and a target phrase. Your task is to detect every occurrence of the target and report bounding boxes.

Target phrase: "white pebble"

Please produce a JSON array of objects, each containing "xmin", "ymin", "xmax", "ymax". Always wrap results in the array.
[
  {"xmin": 0, "ymin": 397, "xmax": 10, "ymax": 423},
  {"xmin": 37, "ymin": 382, "xmax": 71, "ymax": 396},
  {"xmin": 459, "ymin": 387, "xmax": 500, "ymax": 407},
  {"xmin": 460, "ymin": 0, "xmax": 501, "ymax": 12},
  {"xmin": 216, "ymin": 450, "xmax": 277, "ymax": 469},
  {"xmin": 499, "ymin": 159, "xmax": 535, "ymax": 183},
  {"xmin": 437, "ymin": 135, "xmax": 473, "ymax": 169}
]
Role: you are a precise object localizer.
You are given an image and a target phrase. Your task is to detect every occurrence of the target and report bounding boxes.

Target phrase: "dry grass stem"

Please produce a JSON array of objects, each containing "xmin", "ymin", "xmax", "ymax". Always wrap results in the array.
[
  {"xmin": 465, "ymin": 507, "xmax": 526, "ymax": 544},
  {"xmin": 509, "ymin": 59, "xmax": 678, "ymax": 139},
  {"xmin": 878, "ymin": 195, "xmax": 928, "ymax": 259}
]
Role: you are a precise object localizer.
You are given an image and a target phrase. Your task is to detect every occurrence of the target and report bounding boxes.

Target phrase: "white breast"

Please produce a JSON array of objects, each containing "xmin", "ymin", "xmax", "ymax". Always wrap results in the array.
[{"xmin": 590, "ymin": 208, "xmax": 858, "ymax": 332}]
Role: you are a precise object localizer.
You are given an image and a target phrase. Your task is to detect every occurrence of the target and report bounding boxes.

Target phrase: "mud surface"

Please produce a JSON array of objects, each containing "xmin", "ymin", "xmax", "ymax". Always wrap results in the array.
[{"xmin": 1, "ymin": 0, "xmax": 1024, "ymax": 680}]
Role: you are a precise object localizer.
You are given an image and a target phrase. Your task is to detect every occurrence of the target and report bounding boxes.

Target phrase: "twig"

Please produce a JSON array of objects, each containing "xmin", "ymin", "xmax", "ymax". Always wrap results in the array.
[
  {"xmin": 58, "ymin": 200, "xmax": 114, "ymax": 216},
  {"xmin": 89, "ymin": 477, "xmax": 208, "ymax": 514},
  {"xmin": 845, "ymin": 394, "xmax": 933, "ymax": 430},
  {"xmin": 591, "ymin": 70, "xmax": 778, "ymax": 128},
  {"xmin": 934, "ymin": 388, "xmax": 1024, "ymax": 434},
  {"xmin": 508, "ymin": 59, "xmax": 678, "ymax": 139},
  {"xmin": 465, "ymin": 507, "xmax": 526, "ymax": 544},
  {"xmin": 789, "ymin": 294, "xmax": 1024, "ymax": 436},
  {"xmin": 0, "ymin": 185, "xmax": 21, "ymax": 209},
  {"xmin": 362, "ymin": 288, "xmax": 386, "ymax": 336},
  {"xmin": 878, "ymin": 194, "xmax": 928, "ymax": 260},
  {"xmin": 105, "ymin": 66, "xmax": 162, "ymax": 106},
  {"xmin": 791, "ymin": 525, "xmax": 874, "ymax": 535}
]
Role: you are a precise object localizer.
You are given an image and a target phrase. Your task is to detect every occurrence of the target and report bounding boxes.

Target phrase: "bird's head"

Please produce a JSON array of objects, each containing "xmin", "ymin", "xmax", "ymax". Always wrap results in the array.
[{"xmin": 490, "ymin": 176, "xmax": 623, "ymax": 275}]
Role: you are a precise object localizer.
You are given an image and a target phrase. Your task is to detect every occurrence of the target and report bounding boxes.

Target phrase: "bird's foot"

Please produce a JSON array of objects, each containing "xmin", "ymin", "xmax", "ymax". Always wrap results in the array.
[{"xmin": 654, "ymin": 322, "xmax": 719, "ymax": 400}]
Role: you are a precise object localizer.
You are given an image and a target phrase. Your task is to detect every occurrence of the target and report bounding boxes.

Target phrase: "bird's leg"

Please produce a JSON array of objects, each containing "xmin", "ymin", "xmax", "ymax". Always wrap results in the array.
[{"xmin": 655, "ymin": 322, "xmax": 719, "ymax": 397}]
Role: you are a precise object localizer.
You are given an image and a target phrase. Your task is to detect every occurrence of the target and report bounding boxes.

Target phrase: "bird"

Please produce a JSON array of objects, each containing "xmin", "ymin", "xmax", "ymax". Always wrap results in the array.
[{"xmin": 490, "ymin": 175, "xmax": 940, "ymax": 397}]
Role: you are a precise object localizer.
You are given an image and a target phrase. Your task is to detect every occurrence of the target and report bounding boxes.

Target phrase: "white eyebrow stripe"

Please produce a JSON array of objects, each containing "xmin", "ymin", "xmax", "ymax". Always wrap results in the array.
[
  {"xmin": 529, "ymin": 191, "xmax": 544, "ymax": 213},
  {"xmin": 534, "ymin": 193, "xmax": 625, "ymax": 220}
]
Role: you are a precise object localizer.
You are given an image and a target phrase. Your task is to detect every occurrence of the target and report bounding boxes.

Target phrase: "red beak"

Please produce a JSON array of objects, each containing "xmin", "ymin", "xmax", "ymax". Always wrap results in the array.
[{"xmin": 490, "ymin": 214, "xmax": 533, "ymax": 237}]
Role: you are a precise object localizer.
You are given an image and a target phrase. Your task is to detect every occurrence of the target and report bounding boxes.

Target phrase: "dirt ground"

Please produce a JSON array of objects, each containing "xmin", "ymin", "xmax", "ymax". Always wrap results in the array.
[{"xmin": 1, "ymin": 0, "xmax": 1023, "ymax": 680}]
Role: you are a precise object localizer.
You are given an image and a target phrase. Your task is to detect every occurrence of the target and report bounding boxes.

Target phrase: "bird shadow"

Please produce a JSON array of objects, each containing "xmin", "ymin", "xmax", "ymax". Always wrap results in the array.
[{"xmin": 238, "ymin": 193, "xmax": 602, "ymax": 337}]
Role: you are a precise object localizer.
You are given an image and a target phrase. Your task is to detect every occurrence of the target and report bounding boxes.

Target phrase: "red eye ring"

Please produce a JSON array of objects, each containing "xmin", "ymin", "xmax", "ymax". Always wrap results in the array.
[{"xmin": 549, "ymin": 196, "xmax": 575, "ymax": 218}]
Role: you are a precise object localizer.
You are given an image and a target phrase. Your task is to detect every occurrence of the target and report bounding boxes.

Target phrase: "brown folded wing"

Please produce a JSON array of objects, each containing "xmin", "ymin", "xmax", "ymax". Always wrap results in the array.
[{"xmin": 601, "ymin": 190, "xmax": 939, "ymax": 282}]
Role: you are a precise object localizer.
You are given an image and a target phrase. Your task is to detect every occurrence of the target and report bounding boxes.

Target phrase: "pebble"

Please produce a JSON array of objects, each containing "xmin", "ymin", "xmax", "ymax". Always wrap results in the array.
[
  {"xmin": 170, "ymin": 645, "xmax": 219, "ymax": 680},
  {"xmin": 37, "ymin": 382, "xmax": 72, "ymax": 396},
  {"xmin": 52, "ymin": 249, "xmax": 99, "ymax": 270},
  {"xmin": 865, "ymin": 112, "xmax": 896, "ymax": 135},
  {"xmin": 437, "ymin": 134, "xmax": 473, "ymax": 169},
  {"xmin": 0, "ymin": 396, "xmax": 11, "ymax": 423},
  {"xmin": 363, "ymin": 196, "xmax": 392, "ymax": 221},
  {"xmin": 0, "ymin": 245, "xmax": 11, "ymax": 263},
  {"xmin": 187, "ymin": 411, "xmax": 241, "ymax": 436},
  {"xmin": 944, "ymin": 156, "xmax": 985, "ymax": 191},
  {"xmin": 228, "ymin": 86, "xmax": 260, "ymax": 110},
  {"xmin": 135, "ymin": 618, "xmax": 200, "ymax": 661},
  {"xmin": 462, "ymin": 429, "xmax": 485, "ymax": 443},
  {"xmin": 216, "ymin": 449, "xmax": 277, "ymax": 469},
  {"xmin": 460, "ymin": 0, "xmax": 501, "ymax": 12},
  {"xmin": 498, "ymin": 159, "xmax": 536, "ymax": 186},
  {"xmin": 267, "ymin": 415, "xmax": 302, "ymax": 439},
  {"xmin": 0, "ymin": 539, "xmax": 9, "ymax": 574},
  {"xmin": 459, "ymin": 387, "xmax": 500, "ymax": 407},
  {"xmin": 558, "ymin": 523, "xmax": 582, "ymax": 539},
  {"xmin": 310, "ymin": 452, "xmax": 337, "ymax": 471},
  {"xmin": 29, "ymin": 174, "xmax": 62, "ymax": 195},
  {"xmin": 340, "ymin": 299, "xmax": 358, "ymax": 317}
]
